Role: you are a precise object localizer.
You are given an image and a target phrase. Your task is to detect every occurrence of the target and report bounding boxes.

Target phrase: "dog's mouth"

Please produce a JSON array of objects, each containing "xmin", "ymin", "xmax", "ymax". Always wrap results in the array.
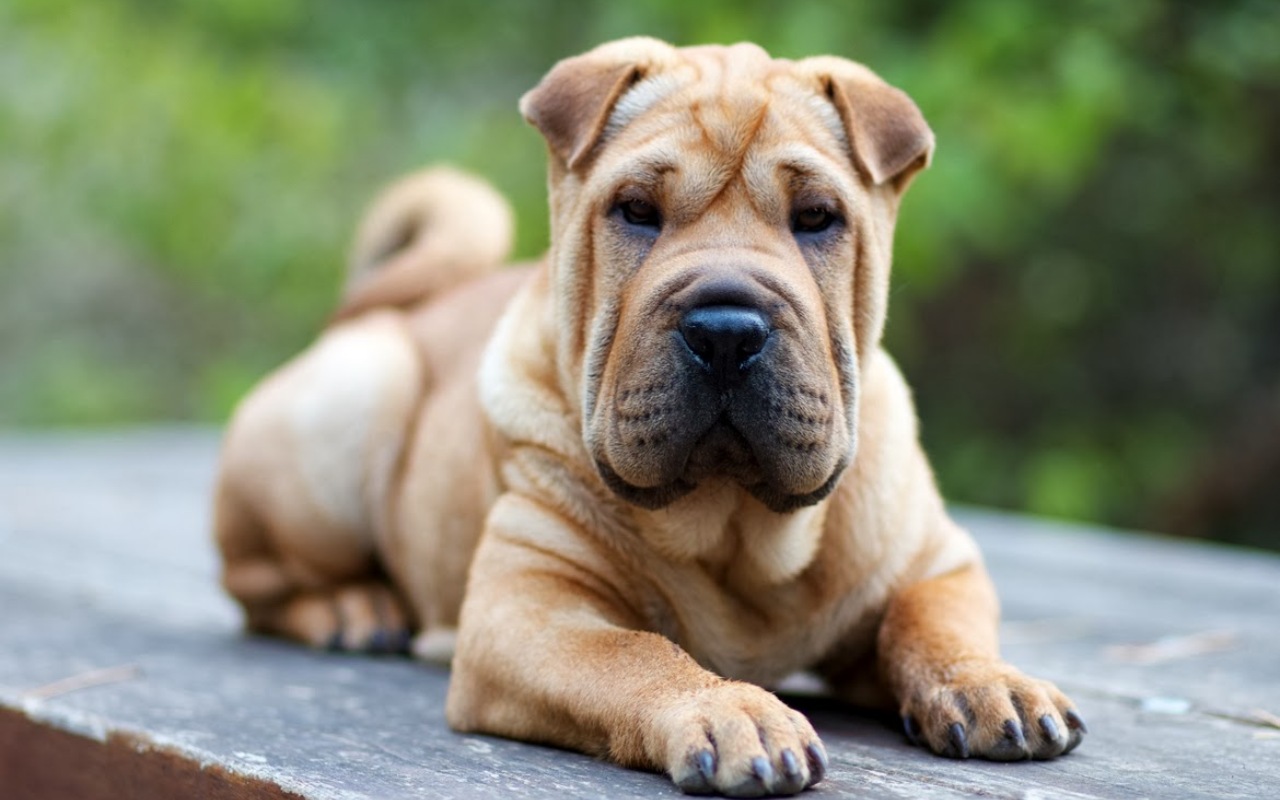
[{"xmin": 594, "ymin": 415, "xmax": 847, "ymax": 513}]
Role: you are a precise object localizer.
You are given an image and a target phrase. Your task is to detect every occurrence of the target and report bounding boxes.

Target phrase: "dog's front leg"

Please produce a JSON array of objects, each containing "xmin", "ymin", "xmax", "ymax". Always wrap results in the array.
[
  {"xmin": 447, "ymin": 494, "xmax": 827, "ymax": 796},
  {"xmin": 877, "ymin": 560, "xmax": 1086, "ymax": 760}
]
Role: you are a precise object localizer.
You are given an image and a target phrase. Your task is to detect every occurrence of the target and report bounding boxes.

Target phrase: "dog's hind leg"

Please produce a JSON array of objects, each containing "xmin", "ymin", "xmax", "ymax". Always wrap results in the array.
[{"xmin": 213, "ymin": 311, "xmax": 424, "ymax": 652}]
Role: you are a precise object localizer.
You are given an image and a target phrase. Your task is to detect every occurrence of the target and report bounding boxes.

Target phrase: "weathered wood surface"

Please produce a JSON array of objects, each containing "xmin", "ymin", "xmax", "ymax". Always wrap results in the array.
[{"xmin": 1, "ymin": 428, "xmax": 1277, "ymax": 799}]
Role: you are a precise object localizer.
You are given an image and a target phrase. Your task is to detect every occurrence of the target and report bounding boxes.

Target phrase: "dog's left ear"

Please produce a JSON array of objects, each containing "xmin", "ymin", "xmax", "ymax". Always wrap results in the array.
[
  {"xmin": 520, "ymin": 37, "xmax": 677, "ymax": 170},
  {"xmin": 798, "ymin": 57, "xmax": 935, "ymax": 191}
]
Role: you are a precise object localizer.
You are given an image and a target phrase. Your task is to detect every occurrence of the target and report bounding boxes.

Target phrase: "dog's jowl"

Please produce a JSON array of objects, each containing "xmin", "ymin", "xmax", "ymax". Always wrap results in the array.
[{"xmin": 214, "ymin": 38, "xmax": 1085, "ymax": 797}]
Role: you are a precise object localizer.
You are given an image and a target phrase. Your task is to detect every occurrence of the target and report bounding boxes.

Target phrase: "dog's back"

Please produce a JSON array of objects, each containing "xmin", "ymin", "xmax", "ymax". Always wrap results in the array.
[{"xmin": 213, "ymin": 167, "xmax": 518, "ymax": 651}]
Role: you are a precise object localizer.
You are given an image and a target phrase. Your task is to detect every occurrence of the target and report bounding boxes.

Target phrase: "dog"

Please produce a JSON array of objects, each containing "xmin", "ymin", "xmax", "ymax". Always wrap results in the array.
[{"xmin": 214, "ymin": 37, "xmax": 1085, "ymax": 796}]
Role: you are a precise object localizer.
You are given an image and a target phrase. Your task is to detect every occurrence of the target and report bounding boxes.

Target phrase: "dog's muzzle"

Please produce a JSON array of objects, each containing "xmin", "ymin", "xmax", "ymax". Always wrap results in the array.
[{"xmin": 594, "ymin": 275, "xmax": 849, "ymax": 513}]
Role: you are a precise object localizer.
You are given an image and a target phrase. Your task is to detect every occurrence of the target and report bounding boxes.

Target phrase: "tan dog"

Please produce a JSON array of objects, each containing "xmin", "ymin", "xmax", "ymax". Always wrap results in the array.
[{"xmin": 214, "ymin": 38, "xmax": 1085, "ymax": 796}]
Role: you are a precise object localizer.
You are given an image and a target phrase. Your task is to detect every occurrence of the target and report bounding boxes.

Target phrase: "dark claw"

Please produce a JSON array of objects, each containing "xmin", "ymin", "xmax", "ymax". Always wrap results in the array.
[
  {"xmin": 805, "ymin": 742, "xmax": 828, "ymax": 786},
  {"xmin": 750, "ymin": 755, "xmax": 774, "ymax": 785},
  {"xmin": 1063, "ymin": 710, "xmax": 1087, "ymax": 754},
  {"xmin": 1040, "ymin": 714, "xmax": 1061, "ymax": 744},
  {"xmin": 780, "ymin": 749, "xmax": 801, "ymax": 779},
  {"xmin": 945, "ymin": 722, "xmax": 970, "ymax": 759},
  {"xmin": 324, "ymin": 630, "xmax": 344, "ymax": 652},
  {"xmin": 371, "ymin": 628, "xmax": 411, "ymax": 654},
  {"xmin": 391, "ymin": 629, "xmax": 413, "ymax": 653},
  {"xmin": 776, "ymin": 749, "xmax": 806, "ymax": 794},
  {"xmin": 1065, "ymin": 709, "xmax": 1089, "ymax": 735},
  {"xmin": 726, "ymin": 758, "xmax": 773, "ymax": 798},
  {"xmin": 902, "ymin": 714, "xmax": 923, "ymax": 746},
  {"xmin": 675, "ymin": 749, "xmax": 716, "ymax": 794},
  {"xmin": 1034, "ymin": 714, "xmax": 1070, "ymax": 759},
  {"xmin": 695, "ymin": 749, "xmax": 716, "ymax": 781},
  {"xmin": 989, "ymin": 719, "xmax": 1028, "ymax": 761}
]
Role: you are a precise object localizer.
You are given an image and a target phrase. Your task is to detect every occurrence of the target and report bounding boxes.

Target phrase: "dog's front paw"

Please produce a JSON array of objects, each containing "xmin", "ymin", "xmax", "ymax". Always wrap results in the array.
[
  {"xmin": 899, "ymin": 662, "xmax": 1086, "ymax": 761},
  {"xmin": 655, "ymin": 682, "xmax": 827, "ymax": 797}
]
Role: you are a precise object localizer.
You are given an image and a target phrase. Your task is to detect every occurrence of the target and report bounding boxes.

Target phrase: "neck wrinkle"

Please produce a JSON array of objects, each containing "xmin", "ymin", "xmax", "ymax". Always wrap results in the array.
[{"xmin": 634, "ymin": 481, "xmax": 829, "ymax": 589}]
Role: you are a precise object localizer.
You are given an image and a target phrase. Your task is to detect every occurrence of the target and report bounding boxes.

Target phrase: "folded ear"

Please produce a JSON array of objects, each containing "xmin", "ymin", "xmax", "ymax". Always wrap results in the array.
[
  {"xmin": 796, "ymin": 56, "xmax": 935, "ymax": 190},
  {"xmin": 520, "ymin": 37, "xmax": 677, "ymax": 170}
]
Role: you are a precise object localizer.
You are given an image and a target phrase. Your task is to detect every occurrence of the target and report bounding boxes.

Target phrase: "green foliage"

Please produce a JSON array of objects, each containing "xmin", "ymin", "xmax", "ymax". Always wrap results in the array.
[{"xmin": 2, "ymin": 0, "xmax": 1278, "ymax": 546}]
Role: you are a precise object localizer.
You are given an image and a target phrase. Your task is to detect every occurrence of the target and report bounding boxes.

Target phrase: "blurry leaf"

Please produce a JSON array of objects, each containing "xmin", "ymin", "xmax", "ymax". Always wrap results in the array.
[{"xmin": 3, "ymin": 0, "xmax": 1278, "ymax": 547}]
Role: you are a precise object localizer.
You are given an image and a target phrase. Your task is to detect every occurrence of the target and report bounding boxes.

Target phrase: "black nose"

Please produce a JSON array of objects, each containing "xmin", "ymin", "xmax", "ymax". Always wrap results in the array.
[{"xmin": 678, "ymin": 305, "xmax": 771, "ymax": 382}]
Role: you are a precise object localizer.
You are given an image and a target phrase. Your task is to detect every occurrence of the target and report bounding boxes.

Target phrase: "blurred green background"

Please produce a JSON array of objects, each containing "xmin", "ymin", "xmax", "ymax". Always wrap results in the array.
[{"xmin": 3, "ymin": 0, "xmax": 1278, "ymax": 549}]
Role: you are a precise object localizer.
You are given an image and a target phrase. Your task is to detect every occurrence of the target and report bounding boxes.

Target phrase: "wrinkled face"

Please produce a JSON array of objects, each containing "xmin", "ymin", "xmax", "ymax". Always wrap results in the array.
[{"xmin": 547, "ymin": 55, "xmax": 885, "ymax": 513}]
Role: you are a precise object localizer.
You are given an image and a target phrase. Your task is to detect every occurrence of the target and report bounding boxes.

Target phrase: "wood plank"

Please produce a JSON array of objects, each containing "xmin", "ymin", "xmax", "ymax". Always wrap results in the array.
[{"xmin": 1, "ymin": 429, "xmax": 1277, "ymax": 798}]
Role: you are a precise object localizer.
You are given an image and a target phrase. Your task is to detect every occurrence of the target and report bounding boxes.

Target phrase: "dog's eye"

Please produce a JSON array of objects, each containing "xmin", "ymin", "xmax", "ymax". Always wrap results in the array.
[
  {"xmin": 617, "ymin": 198, "xmax": 662, "ymax": 229},
  {"xmin": 792, "ymin": 206, "xmax": 838, "ymax": 234}
]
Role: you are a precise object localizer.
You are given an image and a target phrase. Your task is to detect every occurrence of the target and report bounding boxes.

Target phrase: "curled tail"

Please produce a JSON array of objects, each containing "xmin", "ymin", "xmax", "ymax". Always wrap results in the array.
[{"xmin": 332, "ymin": 167, "xmax": 515, "ymax": 323}]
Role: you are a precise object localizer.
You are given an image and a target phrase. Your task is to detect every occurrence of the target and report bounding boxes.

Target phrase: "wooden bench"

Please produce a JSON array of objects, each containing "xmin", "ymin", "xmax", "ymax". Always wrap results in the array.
[{"xmin": 1, "ymin": 428, "xmax": 1276, "ymax": 798}]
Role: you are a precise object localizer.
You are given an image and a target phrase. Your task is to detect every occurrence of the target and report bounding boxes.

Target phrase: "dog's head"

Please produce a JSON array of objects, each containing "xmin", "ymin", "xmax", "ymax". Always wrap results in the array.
[{"xmin": 521, "ymin": 38, "xmax": 932, "ymax": 513}]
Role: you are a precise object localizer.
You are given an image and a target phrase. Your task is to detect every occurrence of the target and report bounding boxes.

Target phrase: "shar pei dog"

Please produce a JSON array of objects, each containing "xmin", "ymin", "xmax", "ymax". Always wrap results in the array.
[{"xmin": 214, "ymin": 37, "xmax": 1085, "ymax": 797}]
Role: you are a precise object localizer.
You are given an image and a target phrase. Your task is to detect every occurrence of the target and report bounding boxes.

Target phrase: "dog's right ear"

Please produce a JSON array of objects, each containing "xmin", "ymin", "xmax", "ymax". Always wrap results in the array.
[{"xmin": 520, "ymin": 37, "xmax": 676, "ymax": 170}]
